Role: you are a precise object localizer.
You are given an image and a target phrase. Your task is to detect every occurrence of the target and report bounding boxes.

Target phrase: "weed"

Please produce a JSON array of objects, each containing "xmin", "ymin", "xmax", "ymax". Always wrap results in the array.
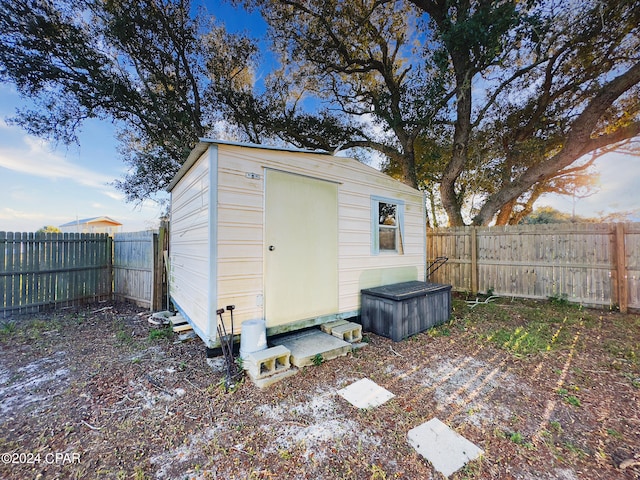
[
  {"xmin": 565, "ymin": 395, "xmax": 581, "ymax": 407},
  {"xmin": 112, "ymin": 318, "xmax": 134, "ymax": 344},
  {"xmin": 235, "ymin": 356, "xmax": 244, "ymax": 370},
  {"xmin": 563, "ymin": 441, "xmax": 587, "ymax": 458},
  {"xmin": 548, "ymin": 293, "xmax": 569, "ymax": 306},
  {"xmin": 509, "ymin": 432, "xmax": 524, "ymax": 444},
  {"xmin": 0, "ymin": 320, "xmax": 17, "ymax": 336},
  {"xmin": 487, "ymin": 325, "xmax": 551, "ymax": 356},
  {"xmin": 148, "ymin": 327, "xmax": 172, "ymax": 341},
  {"xmin": 218, "ymin": 376, "xmax": 243, "ymax": 393},
  {"xmin": 278, "ymin": 448, "xmax": 292, "ymax": 460},
  {"xmin": 311, "ymin": 353, "xmax": 324, "ymax": 366},
  {"xmin": 557, "ymin": 388, "xmax": 581, "ymax": 407},
  {"xmin": 459, "ymin": 455, "xmax": 485, "ymax": 478},
  {"xmin": 429, "ymin": 321, "xmax": 453, "ymax": 337},
  {"xmin": 177, "ymin": 361, "xmax": 187, "ymax": 372},
  {"xmin": 606, "ymin": 428, "xmax": 622, "ymax": 439},
  {"xmin": 549, "ymin": 421, "xmax": 563, "ymax": 433},
  {"xmin": 133, "ymin": 466, "xmax": 147, "ymax": 480},
  {"xmin": 116, "ymin": 329, "xmax": 133, "ymax": 344},
  {"xmin": 369, "ymin": 464, "xmax": 387, "ymax": 480}
]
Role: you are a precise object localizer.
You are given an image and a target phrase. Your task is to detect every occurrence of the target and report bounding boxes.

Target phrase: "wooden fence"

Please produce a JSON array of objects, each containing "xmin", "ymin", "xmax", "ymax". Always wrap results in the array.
[
  {"xmin": 0, "ymin": 232, "xmax": 112, "ymax": 316},
  {"xmin": 113, "ymin": 229, "xmax": 167, "ymax": 310},
  {"xmin": 427, "ymin": 223, "xmax": 640, "ymax": 312}
]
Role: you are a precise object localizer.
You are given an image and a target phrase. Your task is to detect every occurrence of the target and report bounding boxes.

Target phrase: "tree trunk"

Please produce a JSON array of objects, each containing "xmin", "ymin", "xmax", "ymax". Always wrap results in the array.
[{"xmin": 494, "ymin": 199, "xmax": 516, "ymax": 226}]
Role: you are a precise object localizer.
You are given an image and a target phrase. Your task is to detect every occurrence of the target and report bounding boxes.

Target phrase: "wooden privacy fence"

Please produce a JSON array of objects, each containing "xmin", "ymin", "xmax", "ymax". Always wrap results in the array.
[
  {"xmin": 0, "ymin": 232, "xmax": 112, "ymax": 316},
  {"xmin": 113, "ymin": 229, "xmax": 167, "ymax": 310},
  {"xmin": 427, "ymin": 223, "xmax": 640, "ymax": 313}
]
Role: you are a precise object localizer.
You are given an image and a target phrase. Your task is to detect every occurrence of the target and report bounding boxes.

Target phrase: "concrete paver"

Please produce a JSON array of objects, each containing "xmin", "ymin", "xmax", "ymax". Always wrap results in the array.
[
  {"xmin": 337, "ymin": 378, "xmax": 395, "ymax": 409},
  {"xmin": 407, "ymin": 417, "xmax": 484, "ymax": 478}
]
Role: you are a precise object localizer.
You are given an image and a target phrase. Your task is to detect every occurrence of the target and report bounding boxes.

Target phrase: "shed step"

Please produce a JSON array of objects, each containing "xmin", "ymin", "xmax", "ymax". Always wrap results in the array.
[
  {"xmin": 327, "ymin": 321, "xmax": 362, "ymax": 343},
  {"xmin": 270, "ymin": 329, "xmax": 352, "ymax": 368}
]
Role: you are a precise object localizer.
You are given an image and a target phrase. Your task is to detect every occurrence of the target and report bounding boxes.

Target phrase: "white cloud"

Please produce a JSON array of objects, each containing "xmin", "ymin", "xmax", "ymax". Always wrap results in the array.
[
  {"xmin": 0, "ymin": 207, "xmax": 66, "ymax": 223},
  {"xmin": 0, "ymin": 135, "xmax": 113, "ymax": 189}
]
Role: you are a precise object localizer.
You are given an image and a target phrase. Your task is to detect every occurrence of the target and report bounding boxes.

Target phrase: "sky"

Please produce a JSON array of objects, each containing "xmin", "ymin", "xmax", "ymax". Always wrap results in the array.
[
  {"xmin": 0, "ymin": 85, "xmax": 168, "ymax": 233},
  {"xmin": 0, "ymin": 2, "xmax": 638, "ymax": 233}
]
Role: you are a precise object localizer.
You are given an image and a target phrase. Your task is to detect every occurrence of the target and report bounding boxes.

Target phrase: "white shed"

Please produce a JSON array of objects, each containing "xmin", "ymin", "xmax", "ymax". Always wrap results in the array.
[{"xmin": 167, "ymin": 139, "xmax": 426, "ymax": 348}]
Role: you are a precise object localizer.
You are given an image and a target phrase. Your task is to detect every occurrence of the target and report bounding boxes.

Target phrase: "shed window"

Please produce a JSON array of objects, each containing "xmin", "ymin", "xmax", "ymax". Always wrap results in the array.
[{"xmin": 372, "ymin": 196, "xmax": 404, "ymax": 254}]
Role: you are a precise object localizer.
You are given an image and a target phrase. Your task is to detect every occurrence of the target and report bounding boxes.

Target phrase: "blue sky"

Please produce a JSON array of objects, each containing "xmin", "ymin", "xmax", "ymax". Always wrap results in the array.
[
  {"xmin": 0, "ymin": 3, "xmax": 638, "ymax": 232},
  {"xmin": 0, "ymin": 84, "xmax": 168, "ymax": 232}
]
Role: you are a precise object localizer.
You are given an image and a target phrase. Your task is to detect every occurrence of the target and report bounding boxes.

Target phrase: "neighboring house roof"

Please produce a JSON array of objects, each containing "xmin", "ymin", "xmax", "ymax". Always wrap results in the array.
[{"xmin": 59, "ymin": 216, "xmax": 123, "ymax": 227}]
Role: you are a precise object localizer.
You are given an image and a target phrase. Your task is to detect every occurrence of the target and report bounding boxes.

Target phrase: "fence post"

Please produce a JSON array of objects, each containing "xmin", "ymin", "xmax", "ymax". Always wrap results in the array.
[
  {"xmin": 470, "ymin": 226, "xmax": 478, "ymax": 294},
  {"xmin": 615, "ymin": 223, "xmax": 628, "ymax": 314},
  {"xmin": 152, "ymin": 229, "xmax": 162, "ymax": 311},
  {"xmin": 107, "ymin": 234, "xmax": 114, "ymax": 301}
]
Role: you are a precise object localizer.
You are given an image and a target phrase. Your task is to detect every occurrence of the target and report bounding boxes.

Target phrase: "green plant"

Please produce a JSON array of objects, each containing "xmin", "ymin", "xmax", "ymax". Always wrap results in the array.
[
  {"xmin": 509, "ymin": 432, "xmax": 524, "ymax": 444},
  {"xmin": 563, "ymin": 441, "xmax": 587, "ymax": 458},
  {"xmin": 548, "ymin": 293, "xmax": 570, "ymax": 306},
  {"xmin": 549, "ymin": 421, "xmax": 563, "ymax": 433},
  {"xmin": 487, "ymin": 324, "xmax": 551, "ymax": 356},
  {"xmin": 311, "ymin": 353, "xmax": 324, "ymax": 366},
  {"xmin": 557, "ymin": 388, "xmax": 581, "ymax": 407},
  {"xmin": 235, "ymin": 356, "xmax": 244, "ymax": 370},
  {"xmin": 429, "ymin": 321, "xmax": 453, "ymax": 337},
  {"xmin": 116, "ymin": 329, "xmax": 133, "ymax": 344},
  {"xmin": 148, "ymin": 327, "xmax": 172, "ymax": 341},
  {"xmin": 565, "ymin": 395, "xmax": 581, "ymax": 407},
  {"xmin": 606, "ymin": 428, "xmax": 622, "ymax": 439},
  {"xmin": 278, "ymin": 448, "xmax": 292, "ymax": 460},
  {"xmin": 369, "ymin": 464, "xmax": 387, "ymax": 480},
  {"xmin": 0, "ymin": 320, "xmax": 17, "ymax": 336},
  {"xmin": 133, "ymin": 466, "xmax": 147, "ymax": 480}
]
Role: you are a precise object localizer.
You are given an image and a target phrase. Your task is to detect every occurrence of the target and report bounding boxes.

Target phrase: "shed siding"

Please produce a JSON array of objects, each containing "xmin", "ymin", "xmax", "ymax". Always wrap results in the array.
[
  {"xmin": 169, "ymin": 151, "xmax": 213, "ymax": 340},
  {"xmin": 214, "ymin": 144, "xmax": 425, "ymax": 329}
]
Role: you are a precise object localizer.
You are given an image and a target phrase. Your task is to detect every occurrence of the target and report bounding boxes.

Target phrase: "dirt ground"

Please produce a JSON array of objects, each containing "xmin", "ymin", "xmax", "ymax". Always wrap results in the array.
[{"xmin": 0, "ymin": 296, "xmax": 639, "ymax": 479}]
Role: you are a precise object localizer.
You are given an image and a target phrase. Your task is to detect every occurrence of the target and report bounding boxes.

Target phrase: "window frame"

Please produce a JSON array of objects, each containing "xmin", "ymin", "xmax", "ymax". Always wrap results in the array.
[{"xmin": 371, "ymin": 196, "xmax": 405, "ymax": 255}]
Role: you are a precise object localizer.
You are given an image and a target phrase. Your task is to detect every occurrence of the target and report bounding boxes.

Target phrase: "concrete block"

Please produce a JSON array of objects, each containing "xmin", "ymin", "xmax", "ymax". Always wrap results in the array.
[
  {"xmin": 243, "ymin": 345, "xmax": 291, "ymax": 380},
  {"xmin": 320, "ymin": 319, "xmax": 348, "ymax": 334},
  {"xmin": 330, "ymin": 322, "xmax": 362, "ymax": 343},
  {"xmin": 251, "ymin": 368, "xmax": 299, "ymax": 389},
  {"xmin": 408, "ymin": 417, "xmax": 484, "ymax": 478}
]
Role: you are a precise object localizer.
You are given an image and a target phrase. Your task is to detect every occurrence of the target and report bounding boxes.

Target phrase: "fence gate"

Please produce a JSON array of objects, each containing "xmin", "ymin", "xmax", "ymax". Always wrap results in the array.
[{"xmin": 113, "ymin": 229, "xmax": 166, "ymax": 310}]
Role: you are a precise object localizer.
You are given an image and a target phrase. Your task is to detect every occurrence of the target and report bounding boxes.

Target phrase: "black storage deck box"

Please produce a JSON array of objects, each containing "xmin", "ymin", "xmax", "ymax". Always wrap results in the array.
[{"xmin": 360, "ymin": 281, "xmax": 452, "ymax": 341}]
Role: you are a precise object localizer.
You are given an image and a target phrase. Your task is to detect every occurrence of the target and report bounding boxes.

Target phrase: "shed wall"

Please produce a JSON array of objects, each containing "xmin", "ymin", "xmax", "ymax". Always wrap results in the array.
[
  {"xmin": 215, "ymin": 144, "xmax": 425, "ymax": 333},
  {"xmin": 169, "ymin": 151, "xmax": 213, "ymax": 341}
]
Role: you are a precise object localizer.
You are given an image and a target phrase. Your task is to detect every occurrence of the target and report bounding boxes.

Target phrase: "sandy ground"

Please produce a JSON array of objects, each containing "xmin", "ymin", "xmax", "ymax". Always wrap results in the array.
[{"xmin": 0, "ymin": 299, "xmax": 638, "ymax": 479}]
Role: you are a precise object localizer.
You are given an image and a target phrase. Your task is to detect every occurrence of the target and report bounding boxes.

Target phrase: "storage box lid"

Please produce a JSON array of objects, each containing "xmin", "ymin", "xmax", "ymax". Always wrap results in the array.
[{"xmin": 361, "ymin": 281, "xmax": 451, "ymax": 301}]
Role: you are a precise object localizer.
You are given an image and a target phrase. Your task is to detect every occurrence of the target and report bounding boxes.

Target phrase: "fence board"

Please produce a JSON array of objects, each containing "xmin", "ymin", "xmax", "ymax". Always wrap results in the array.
[
  {"xmin": 113, "ymin": 231, "xmax": 156, "ymax": 309},
  {"xmin": 428, "ymin": 223, "xmax": 638, "ymax": 310},
  {"xmin": 0, "ymin": 232, "xmax": 112, "ymax": 317}
]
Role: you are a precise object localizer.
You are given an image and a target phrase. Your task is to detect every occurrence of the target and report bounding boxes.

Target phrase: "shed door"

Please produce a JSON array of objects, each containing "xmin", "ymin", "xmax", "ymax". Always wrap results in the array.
[{"xmin": 265, "ymin": 169, "xmax": 338, "ymax": 327}]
